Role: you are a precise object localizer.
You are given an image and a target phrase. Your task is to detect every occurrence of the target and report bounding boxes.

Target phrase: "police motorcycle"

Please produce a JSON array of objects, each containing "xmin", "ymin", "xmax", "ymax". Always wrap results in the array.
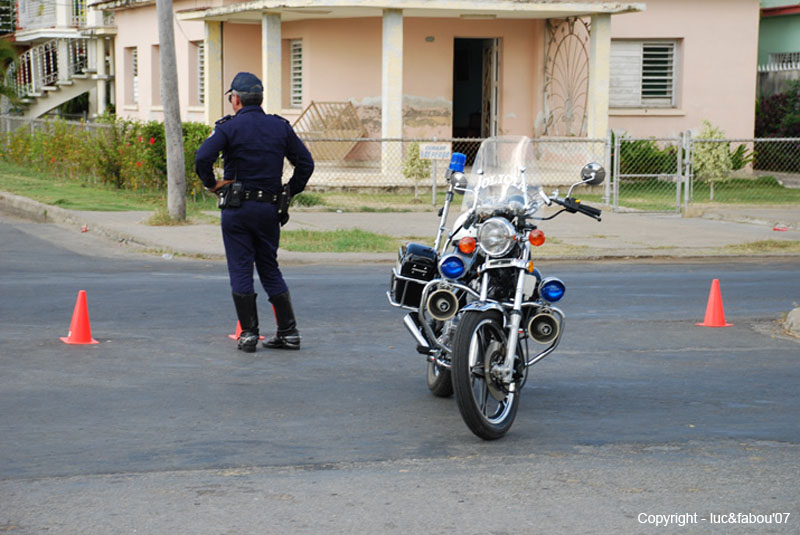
[{"xmin": 388, "ymin": 136, "xmax": 605, "ymax": 440}]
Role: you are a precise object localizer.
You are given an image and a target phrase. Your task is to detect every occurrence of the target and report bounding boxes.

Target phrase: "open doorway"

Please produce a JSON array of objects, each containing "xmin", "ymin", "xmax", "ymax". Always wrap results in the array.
[{"xmin": 452, "ymin": 37, "xmax": 498, "ymax": 160}]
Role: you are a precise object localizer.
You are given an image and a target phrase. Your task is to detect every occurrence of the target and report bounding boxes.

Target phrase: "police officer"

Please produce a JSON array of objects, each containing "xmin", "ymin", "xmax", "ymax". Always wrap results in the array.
[{"xmin": 195, "ymin": 72, "xmax": 314, "ymax": 353}]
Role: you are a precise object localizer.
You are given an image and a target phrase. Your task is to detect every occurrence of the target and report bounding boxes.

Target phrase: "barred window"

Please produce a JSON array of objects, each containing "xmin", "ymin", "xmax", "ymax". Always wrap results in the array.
[
  {"xmin": 189, "ymin": 40, "xmax": 204, "ymax": 106},
  {"xmin": 610, "ymin": 40, "xmax": 678, "ymax": 108},
  {"xmin": 124, "ymin": 46, "xmax": 139, "ymax": 105},
  {"xmin": 290, "ymin": 39, "xmax": 303, "ymax": 108},
  {"xmin": 197, "ymin": 42, "xmax": 205, "ymax": 105}
]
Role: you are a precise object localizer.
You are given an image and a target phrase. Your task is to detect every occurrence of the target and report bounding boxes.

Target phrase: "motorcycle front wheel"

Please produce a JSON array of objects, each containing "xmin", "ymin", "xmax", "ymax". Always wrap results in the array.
[{"xmin": 451, "ymin": 310, "xmax": 519, "ymax": 440}]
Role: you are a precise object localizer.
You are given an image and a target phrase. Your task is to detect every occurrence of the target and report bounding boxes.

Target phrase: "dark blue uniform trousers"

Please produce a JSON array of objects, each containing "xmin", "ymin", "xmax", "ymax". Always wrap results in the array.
[{"xmin": 221, "ymin": 201, "xmax": 288, "ymax": 298}]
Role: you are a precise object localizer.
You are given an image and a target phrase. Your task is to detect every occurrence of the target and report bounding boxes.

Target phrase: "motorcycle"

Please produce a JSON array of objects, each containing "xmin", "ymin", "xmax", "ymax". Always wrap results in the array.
[{"xmin": 388, "ymin": 136, "xmax": 605, "ymax": 439}]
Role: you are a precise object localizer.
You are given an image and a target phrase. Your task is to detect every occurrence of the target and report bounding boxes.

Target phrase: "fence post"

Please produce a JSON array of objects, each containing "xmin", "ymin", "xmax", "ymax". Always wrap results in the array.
[
  {"xmin": 431, "ymin": 136, "xmax": 437, "ymax": 206},
  {"xmin": 675, "ymin": 133, "xmax": 683, "ymax": 213},
  {"xmin": 603, "ymin": 130, "xmax": 612, "ymax": 205},
  {"xmin": 612, "ymin": 133, "xmax": 620, "ymax": 212},
  {"xmin": 683, "ymin": 130, "xmax": 692, "ymax": 210}
]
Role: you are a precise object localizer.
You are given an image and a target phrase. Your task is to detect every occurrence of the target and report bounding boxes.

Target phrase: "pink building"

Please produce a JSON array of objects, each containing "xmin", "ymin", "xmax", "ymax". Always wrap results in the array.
[{"xmin": 90, "ymin": 0, "xmax": 760, "ymax": 140}]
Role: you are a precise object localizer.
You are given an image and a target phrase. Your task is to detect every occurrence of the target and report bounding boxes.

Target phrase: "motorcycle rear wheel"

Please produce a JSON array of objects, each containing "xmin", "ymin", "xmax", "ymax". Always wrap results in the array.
[
  {"xmin": 452, "ymin": 310, "xmax": 519, "ymax": 440},
  {"xmin": 426, "ymin": 361, "xmax": 453, "ymax": 397}
]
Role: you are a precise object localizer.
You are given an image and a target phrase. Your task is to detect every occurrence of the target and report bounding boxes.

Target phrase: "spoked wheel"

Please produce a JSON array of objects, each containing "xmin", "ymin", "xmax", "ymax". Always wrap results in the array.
[
  {"xmin": 451, "ymin": 310, "xmax": 520, "ymax": 440},
  {"xmin": 426, "ymin": 361, "xmax": 453, "ymax": 398}
]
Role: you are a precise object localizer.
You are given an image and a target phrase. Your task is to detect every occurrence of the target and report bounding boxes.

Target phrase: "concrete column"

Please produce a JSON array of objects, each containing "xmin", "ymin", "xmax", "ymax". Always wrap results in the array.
[
  {"xmin": 96, "ymin": 37, "xmax": 107, "ymax": 116},
  {"xmin": 261, "ymin": 13, "xmax": 282, "ymax": 114},
  {"xmin": 205, "ymin": 21, "xmax": 223, "ymax": 124},
  {"xmin": 55, "ymin": 0, "xmax": 70, "ymax": 28},
  {"xmin": 381, "ymin": 9, "xmax": 403, "ymax": 175},
  {"xmin": 56, "ymin": 39, "xmax": 70, "ymax": 84},
  {"xmin": 586, "ymin": 13, "xmax": 611, "ymax": 139}
]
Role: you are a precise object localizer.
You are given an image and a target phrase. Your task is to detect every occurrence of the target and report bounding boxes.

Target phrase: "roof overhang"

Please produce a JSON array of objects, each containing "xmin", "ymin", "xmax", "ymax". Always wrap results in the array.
[
  {"xmin": 761, "ymin": 4, "xmax": 800, "ymax": 17},
  {"xmin": 169, "ymin": 1, "xmax": 644, "ymax": 24}
]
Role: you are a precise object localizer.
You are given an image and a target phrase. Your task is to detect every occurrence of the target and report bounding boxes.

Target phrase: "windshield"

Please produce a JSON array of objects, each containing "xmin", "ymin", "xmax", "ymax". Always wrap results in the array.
[{"xmin": 461, "ymin": 136, "xmax": 543, "ymax": 218}]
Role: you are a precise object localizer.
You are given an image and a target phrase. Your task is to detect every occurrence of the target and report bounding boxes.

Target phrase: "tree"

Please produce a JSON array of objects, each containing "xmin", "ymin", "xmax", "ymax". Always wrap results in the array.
[
  {"xmin": 693, "ymin": 120, "xmax": 732, "ymax": 202},
  {"xmin": 157, "ymin": 0, "xmax": 186, "ymax": 220},
  {"xmin": 0, "ymin": 39, "xmax": 19, "ymax": 105},
  {"xmin": 402, "ymin": 142, "xmax": 431, "ymax": 202}
]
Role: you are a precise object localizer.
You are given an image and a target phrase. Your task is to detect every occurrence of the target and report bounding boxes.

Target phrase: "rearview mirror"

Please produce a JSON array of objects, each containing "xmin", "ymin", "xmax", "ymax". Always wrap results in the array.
[
  {"xmin": 580, "ymin": 162, "xmax": 606, "ymax": 186},
  {"xmin": 452, "ymin": 172, "xmax": 468, "ymax": 193}
]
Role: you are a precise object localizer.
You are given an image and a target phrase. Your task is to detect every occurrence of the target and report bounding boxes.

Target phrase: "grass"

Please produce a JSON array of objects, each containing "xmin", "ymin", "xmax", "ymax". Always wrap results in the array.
[
  {"xmin": 280, "ymin": 228, "xmax": 409, "ymax": 253},
  {"xmin": 720, "ymin": 240, "xmax": 800, "ymax": 254},
  {"xmin": 611, "ymin": 176, "xmax": 800, "ymax": 212},
  {"xmin": 0, "ymin": 161, "xmax": 218, "ymax": 215}
]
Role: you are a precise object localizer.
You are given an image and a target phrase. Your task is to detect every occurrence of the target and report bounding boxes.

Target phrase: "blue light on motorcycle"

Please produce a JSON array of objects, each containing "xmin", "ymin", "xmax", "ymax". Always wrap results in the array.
[
  {"xmin": 439, "ymin": 255, "xmax": 465, "ymax": 279},
  {"xmin": 449, "ymin": 152, "xmax": 466, "ymax": 173},
  {"xmin": 540, "ymin": 277, "xmax": 566, "ymax": 303}
]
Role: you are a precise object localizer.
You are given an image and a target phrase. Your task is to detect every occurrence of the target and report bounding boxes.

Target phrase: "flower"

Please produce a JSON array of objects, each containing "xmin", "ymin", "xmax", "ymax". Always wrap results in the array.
[
  {"xmin": 138, "ymin": 136, "xmax": 143, "ymax": 143},
  {"xmin": 149, "ymin": 137, "xmax": 155, "ymax": 145},
  {"xmin": 50, "ymin": 157, "xmax": 55, "ymax": 163},
  {"xmin": 136, "ymin": 161, "xmax": 143, "ymax": 168}
]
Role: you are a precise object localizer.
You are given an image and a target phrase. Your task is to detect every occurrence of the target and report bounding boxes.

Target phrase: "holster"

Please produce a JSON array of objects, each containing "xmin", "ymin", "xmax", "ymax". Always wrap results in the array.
[
  {"xmin": 217, "ymin": 181, "xmax": 244, "ymax": 209},
  {"xmin": 277, "ymin": 184, "xmax": 291, "ymax": 226}
]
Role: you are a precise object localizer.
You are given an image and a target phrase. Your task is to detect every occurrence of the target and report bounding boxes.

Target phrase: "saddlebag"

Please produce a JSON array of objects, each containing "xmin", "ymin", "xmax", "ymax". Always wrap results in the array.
[{"xmin": 389, "ymin": 242, "xmax": 437, "ymax": 309}]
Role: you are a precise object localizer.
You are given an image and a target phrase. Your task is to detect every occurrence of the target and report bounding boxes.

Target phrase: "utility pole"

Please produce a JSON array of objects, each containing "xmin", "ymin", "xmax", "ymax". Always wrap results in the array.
[{"xmin": 157, "ymin": 0, "xmax": 186, "ymax": 220}]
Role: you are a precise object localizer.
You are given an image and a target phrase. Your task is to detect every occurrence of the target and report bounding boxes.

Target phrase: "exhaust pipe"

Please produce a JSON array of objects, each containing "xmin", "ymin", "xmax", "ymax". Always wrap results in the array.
[
  {"xmin": 403, "ymin": 314, "xmax": 429, "ymax": 349},
  {"xmin": 426, "ymin": 288, "xmax": 459, "ymax": 321},
  {"xmin": 527, "ymin": 312, "xmax": 560, "ymax": 344}
]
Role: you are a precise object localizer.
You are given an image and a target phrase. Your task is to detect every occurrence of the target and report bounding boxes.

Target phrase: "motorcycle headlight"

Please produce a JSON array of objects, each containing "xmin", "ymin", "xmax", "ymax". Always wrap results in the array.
[
  {"xmin": 439, "ymin": 254, "xmax": 466, "ymax": 279},
  {"xmin": 539, "ymin": 277, "xmax": 566, "ymax": 303},
  {"xmin": 478, "ymin": 217, "xmax": 515, "ymax": 257}
]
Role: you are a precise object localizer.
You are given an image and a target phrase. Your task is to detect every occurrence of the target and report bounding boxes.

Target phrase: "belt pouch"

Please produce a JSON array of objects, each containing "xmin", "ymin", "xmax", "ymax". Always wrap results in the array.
[{"xmin": 229, "ymin": 181, "xmax": 244, "ymax": 208}]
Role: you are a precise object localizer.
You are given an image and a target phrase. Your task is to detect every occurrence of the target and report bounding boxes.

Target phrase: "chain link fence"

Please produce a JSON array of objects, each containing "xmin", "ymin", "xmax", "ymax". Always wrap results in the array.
[{"xmin": 1, "ymin": 115, "xmax": 799, "ymax": 213}]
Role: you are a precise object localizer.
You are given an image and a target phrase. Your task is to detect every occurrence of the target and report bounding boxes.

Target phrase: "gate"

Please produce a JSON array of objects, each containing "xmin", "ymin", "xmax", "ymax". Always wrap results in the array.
[{"xmin": 612, "ymin": 135, "xmax": 686, "ymax": 213}]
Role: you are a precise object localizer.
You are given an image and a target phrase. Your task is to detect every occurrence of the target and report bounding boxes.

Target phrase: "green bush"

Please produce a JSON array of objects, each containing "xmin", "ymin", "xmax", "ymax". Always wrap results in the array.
[
  {"xmin": 615, "ymin": 135, "xmax": 678, "ymax": 175},
  {"xmin": 0, "ymin": 115, "xmax": 211, "ymax": 195}
]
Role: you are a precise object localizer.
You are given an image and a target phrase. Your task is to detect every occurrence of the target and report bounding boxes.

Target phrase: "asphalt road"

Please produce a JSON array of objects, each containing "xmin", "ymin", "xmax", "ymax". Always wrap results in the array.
[{"xmin": 1, "ymin": 213, "xmax": 799, "ymax": 534}]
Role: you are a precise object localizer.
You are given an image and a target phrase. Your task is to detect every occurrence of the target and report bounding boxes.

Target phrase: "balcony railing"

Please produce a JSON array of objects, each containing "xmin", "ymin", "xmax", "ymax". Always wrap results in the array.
[
  {"xmin": 17, "ymin": 0, "xmax": 88, "ymax": 30},
  {"xmin": 5, "ymin": 39, "xmax": 91, "ymax": 99}
]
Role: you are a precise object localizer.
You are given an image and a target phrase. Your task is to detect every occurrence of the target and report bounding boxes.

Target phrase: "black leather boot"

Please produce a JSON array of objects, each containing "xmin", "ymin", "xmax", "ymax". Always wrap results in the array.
[
  {"xmin": 232, "ymin": 292, "xmax": 259, "ymax": 353},
  {"xmin": 263, "ymin": 290, "xmax": 301, "ymax": 350}
]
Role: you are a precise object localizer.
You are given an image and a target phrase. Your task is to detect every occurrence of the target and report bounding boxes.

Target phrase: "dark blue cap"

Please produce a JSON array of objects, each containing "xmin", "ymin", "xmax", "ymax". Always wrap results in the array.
[{"xmin": 226, "ymin": 72, "xmax": 263, "ymax": 94}]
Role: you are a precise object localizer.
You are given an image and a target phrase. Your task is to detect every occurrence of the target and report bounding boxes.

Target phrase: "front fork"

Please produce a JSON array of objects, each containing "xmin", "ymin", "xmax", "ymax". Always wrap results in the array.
[{"xmin": 495, "ymin": 249, "xmax": 530, "ymax": 386}]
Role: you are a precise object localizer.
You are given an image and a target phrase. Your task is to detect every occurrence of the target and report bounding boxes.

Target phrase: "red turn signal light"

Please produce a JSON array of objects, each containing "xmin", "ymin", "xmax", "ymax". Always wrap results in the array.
[
  {"xmin": 529, "ymin": 229, "xmax": 546, "ymax": 247},
  {"xmin": 458, "ymin": 236, "xmax": 477, "ymax": 254}
]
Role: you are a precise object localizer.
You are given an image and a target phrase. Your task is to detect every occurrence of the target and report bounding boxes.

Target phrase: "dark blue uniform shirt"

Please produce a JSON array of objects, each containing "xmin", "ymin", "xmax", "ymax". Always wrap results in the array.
[{"xmin": 195, "ymin": 105, "xmax": 314, "ymax": 195}]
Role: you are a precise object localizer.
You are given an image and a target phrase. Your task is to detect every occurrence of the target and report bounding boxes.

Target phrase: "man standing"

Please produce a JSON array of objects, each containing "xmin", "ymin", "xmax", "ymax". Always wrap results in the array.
[{"xmin": 195, "ymin": 72, "xmax": 314, "ymax": 353}]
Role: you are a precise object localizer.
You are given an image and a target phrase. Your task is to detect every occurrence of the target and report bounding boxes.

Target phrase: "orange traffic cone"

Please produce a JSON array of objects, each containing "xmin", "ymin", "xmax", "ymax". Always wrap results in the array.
[
  {"xmin": 228, "ymin": 321, "xmax": 264, "ymax": 340},
  {"xmin": 696, "ymin": 279, "xmax": 733, "ymax": 327},
  {"xmin": 60, "ymin": 290, "xmax": 99, "ymax": 344}
]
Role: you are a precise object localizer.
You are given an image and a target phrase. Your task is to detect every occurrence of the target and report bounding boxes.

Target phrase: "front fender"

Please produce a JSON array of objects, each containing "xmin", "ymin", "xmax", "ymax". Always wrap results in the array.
[{"xmin": 460, "ymin": 301, "xmax": 508, "ymax": 323}]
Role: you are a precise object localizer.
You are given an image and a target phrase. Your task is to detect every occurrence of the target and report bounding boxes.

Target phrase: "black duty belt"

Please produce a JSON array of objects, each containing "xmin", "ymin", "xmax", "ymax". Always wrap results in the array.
[{"xmin": 243, "ymin": 190, "xmax": 279, "ymax": 203}]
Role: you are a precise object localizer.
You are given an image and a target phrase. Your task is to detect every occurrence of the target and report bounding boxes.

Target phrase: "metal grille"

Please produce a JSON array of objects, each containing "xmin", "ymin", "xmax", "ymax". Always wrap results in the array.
[
  {"xmin": 72, "ymin": 0, "xmax": 86, "ymax": 28},
  {"xmin": 641, "ymin": 42, "xmax": 676, "ymax": 106},
  {"xmin": 290, "ymin": 39, "xmax": 302, "ymax": 108},
  {"xmin": 292, "ymin": 101, "xmax": 367, "ymax": 161},
  {"xmin": 131, "ymin": 47, "xmax": 138, "ymax": 104},
  {"xmin": 197, "ymin": 42, "xmax": 204, "ymax": 105},
  {"xmin": 0, "ymin": 0, "xmax": 15, "ymax": 34}
]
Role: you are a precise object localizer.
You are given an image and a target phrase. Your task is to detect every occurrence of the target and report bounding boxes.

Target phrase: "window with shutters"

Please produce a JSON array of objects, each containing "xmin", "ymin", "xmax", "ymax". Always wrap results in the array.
[
  {"xmin": 290, "ymin": 39, "xmax": 303, "ymax": 108},
  {"xmin": 189, "ymin": 41, "xmax": 204, "ymax": 106},
  {"xmin": 151, "ymin": 45, "xmax": 160, "ymax": 106},
  {"xmin": 125, "ymin": 47, "xmax": 139, "ymax": 105},
  {"xmin": 610, "ymin": 40, "xmax": 678, "ymax": 108}
]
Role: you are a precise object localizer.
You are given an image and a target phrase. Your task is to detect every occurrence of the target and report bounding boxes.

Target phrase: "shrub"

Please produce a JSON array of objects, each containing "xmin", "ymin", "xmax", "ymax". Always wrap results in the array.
[
  {"xmin": 693, "ymin": 120, "xmax": 732, "ymax": 201},
  {"xmin": 613, "ymin": 133, "xmax": 678, "ymax": 176},
  {"xmin": 402, "ymin": 141, "xmax": 431, "ymax": 201}
]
